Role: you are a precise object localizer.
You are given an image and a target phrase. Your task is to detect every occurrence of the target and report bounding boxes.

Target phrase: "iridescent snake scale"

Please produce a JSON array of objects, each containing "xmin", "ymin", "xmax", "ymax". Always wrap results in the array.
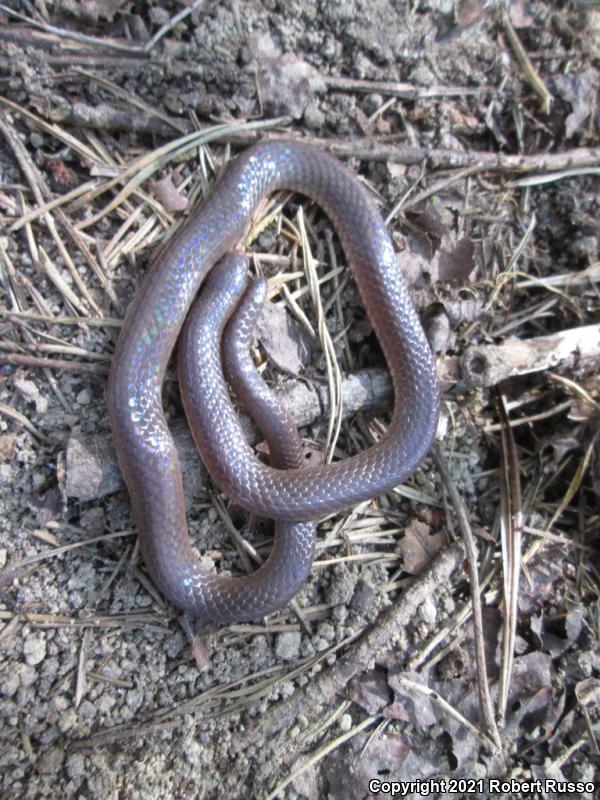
[{"xmin": 107, "ymin": 141, "xmax": 439, "ymax": 623}]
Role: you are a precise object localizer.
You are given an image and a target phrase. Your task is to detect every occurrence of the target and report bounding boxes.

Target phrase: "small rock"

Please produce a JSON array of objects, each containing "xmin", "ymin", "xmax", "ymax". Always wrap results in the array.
[
  {"xmin": 23, "ymin": 634, "xmax": 46, "ymax": 666},
  {"xmin": 19, "ymin": 664, "xmax": 37, "ymax": 688},
  {"xmin": 78, "ymin": 700, "xmax": 97, "ymax": 719},
  {"xmin": 58, "ymin": 708, "xmax": 77, "ymax": 733},
  {"xmin": 13, "ymin": 377, "xmax": 48, "ymax": 413},
  {"xmin": 126, "ymin": 687, "xmax": 144, "ymax": 710},
  {"xmin": 303, "ymin": 102, "xmax": 325, "ymax": 130},
  {"xmin": 0, "ymin": 464, "xmax": 12, "ymax": 484},
  {"xmin": 275, "ymin": 631, "xmax": 301, "ymax": 660},
  {"xmin": 316, "ymin": 622, "xmax": 335, "ymax": 642},
  {"xmin": 1, "ymin": 670, "xmax": 19, "ymax": 697},
  {"xmin": 76, "ymin": 389, "xmax": 91, "ymax": 406},
  {"xmin": 338, "ymin": 713, "xmax": 353, "ymax": 732},
  {"xmin": 66, "ymin": 752, "xmax": 86, "ymax": 781},
  {"xmin": 363, "ymin": 93, "xmax": 384, "ymax": 115},
  {"xmin": 418, "ymin": 595, "xmax": 437, "ymax": 625}
]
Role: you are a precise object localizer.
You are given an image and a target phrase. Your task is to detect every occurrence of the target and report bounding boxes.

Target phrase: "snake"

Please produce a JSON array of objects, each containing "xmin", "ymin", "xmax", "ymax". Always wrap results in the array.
[{"xmin": 107, "ymin": 140, "xmax": 440, "ymax": 623}]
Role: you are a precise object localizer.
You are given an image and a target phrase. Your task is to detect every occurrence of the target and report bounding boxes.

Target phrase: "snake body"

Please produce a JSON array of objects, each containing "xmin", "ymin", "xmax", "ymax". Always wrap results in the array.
[{"xmin": 107, "ymin": 141, "xmax": 439, "ymax": 622}]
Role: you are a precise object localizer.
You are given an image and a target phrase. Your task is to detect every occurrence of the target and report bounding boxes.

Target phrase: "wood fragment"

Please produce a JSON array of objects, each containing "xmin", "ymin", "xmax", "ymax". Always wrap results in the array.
[
  {"xmin": 461, "ymin": 323, "xmax": 600, "ymax": 387},
  {"xmin": 325, "ymin": 76, "xmax": 488, "ymax": 100}
]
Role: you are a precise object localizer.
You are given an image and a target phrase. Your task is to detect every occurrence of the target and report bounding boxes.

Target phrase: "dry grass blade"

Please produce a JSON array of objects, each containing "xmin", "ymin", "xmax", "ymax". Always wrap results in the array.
[
  {"xmin": 297, "ymin": 207, "xmax": 343, "ymax": 462},
  {"xmin": 501, "ymin": 10, "xmax": 553, "ymax": 114},
  {"xmin": 393, "ymin": 675, "xmax": 502, "ymax": 755},
  {"xmin": 0, "ymin": 401, "xmax": 49, "ymax": 444},
  {"xmin": 0, "ymin": 530, "xmax": 134, "ymax": 589},
  {"xmin": 549, "ymin": 373, "xmax": 600, "ymax": 413},
  {"xmin": 144, "ymin": 0, "xmax": 209, "ymax": 52},
  {"xmin": 7, "ymin": 179, "xmax": 102, "ymax": 233},
  {"xmin": 515, "ymin": 167, "xmax": 600, "ymax": 187},
  {"xmin": 546, "ymin": 428, "xmax": 598, "ymax": 534},
  {"xmin": 75, "ymin": 118, "xmax": 288, "ymax": 230},
  {"xmin": 0, "ymin": 3, "xmax": 146, "ymax": 53},
  {"xmin": 486, "ymin": 213, "xmax": 537, "ymax": 311},
  {"xmin": 432, "ymin": 445, "xmax": 502, "ymax": 750},
  {"xmin": 495, "ymin": 390, "xmax": 523, "ymax": 725}
]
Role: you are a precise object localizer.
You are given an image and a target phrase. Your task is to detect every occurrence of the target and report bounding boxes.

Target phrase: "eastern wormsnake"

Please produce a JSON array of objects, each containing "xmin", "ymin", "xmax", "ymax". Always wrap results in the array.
[{"xmin": 107, "ymin": 140, "xmax": 440, "ymax": 623}]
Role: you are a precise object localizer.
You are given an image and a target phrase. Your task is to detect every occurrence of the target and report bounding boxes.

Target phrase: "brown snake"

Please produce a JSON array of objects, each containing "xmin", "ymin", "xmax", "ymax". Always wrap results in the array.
[{"xmin": 107, "ymin": 141, "xmax": 439, "ymax": 622}]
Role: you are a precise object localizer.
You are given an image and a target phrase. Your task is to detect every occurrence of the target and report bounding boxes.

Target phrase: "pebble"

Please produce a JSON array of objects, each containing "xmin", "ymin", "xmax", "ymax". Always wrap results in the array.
[
  {"xmin": 23, "ymin": 634, "xmax": 46, "ymax": 666},
  {"xmin": 316, "ymin": 622, "xmax": 335, "ymax": 642},
  {"xmin": 274, "ymin": 631, "xmax": 301, "ymax": 660},
  {"xmin": 126, "ymin": 687, "xmax": 144, "ymax": 710},
  {"xmin": 339, "ymin": 713, "xmax": 353, "ymax": 732},
  {"xmin": 58, "ymin": 708, "xmax": 77, "ymax": 733},
  {"xmin": 66, "ymin": 752, "xmax": 86, "ymax": 781},
  {"xmin": 418, "ymin": 595, "xmax": 437, "ymax": 625},
  {"xmin": 149, "ymin": 6, "xmax": 170, "ymax": 25},
  {"xmin": 76, "ymin": 388, "xmax": 91, "ymax": 406},
  {"xmin": 78, "ymin": 699, "xmax": 97, "ymax": 719},
  {"xmin": 2, "ymin": 670, "xmax": 19, "ymax": 697},
  {"xmin": 303, "ymin": 102, "xmax": 325, "ymax": 130},
  {"xmin": 19, "ymin": 664, "xmax": 37, "ymax": 688}
]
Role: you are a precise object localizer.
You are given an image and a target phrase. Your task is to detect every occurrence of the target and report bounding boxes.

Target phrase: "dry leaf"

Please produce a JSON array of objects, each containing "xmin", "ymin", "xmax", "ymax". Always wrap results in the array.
[
  {"xmin": 149, "ymin": 175, "xmax": 188, "ymax": 213},
  {"xmin": 432, "ymin": 238, "xmax": 476, "ymax": 283},
  {"xmin": 256, "ymin": 301, "xmax": 315, "ymax": 376},
  {"xmin": 385, "ymin": 671, "xmax": 439, "ymax": 726},
  {"xmin": 347, "ymin": 667, "xmax": 392, "ymax": 714},
  {"xmin": 398, "ymin": 519, "xmax": 446, "ymax": 575},
  {"xmin": 554, "ymin": 68, "xmax": 598, "ymax": 139}
]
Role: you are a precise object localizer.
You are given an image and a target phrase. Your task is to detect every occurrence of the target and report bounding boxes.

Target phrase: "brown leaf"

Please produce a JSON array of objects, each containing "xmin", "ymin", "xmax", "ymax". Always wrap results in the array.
[
  {"xmin": 397, "ymin": 519, "xmax": 446, "ymax": 575},
  {"xmin": 518, "ymin": 552, "xmax": 564, "ymax": 615},
  {"xmin": 256, "ymin": 301, "xmax": 315, "ymax": 376},
  {"xmin": 432, "ymin": 238, "xmax": 476, "ymax": 283},
  {"xmin": 322, "ymin": 729, "xmax": 447, "ymax": 800},
  {"xmin": 554, "ymin": 68, "xmax": 598, "ymax": 139},
  {"xmin": 347, "ymin": 667, "xmax": 392, "ymax": 714},
  {"xmin": 508, "ymin": 0, "xmax": 535, "ymax": 27},
  {"xmin": 385, "ymin": 671, "xmax": 439, "ymax": 726},
  {"xmin": 149, "ymin": 175, "xmax": 188, "ymax": 213}
]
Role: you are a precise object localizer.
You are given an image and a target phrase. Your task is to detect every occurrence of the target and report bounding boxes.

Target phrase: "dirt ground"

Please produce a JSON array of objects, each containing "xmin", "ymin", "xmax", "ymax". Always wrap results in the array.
[{"xmin": 0, "ymin": 1, "xmax": 599, "ymax": 798}]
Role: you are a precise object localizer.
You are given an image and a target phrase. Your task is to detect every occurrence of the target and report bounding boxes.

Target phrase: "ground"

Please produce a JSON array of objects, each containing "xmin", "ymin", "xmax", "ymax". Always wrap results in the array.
[{"xmin": 0, "ymin": 1, "xmax": 599, "ymax": 798}]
